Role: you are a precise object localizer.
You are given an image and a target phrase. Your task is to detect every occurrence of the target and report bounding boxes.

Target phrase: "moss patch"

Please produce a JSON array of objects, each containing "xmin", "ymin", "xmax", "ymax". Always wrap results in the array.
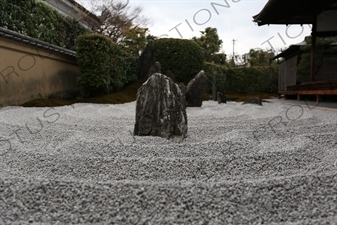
[
  {"xmin": 21, "ymin": 81, "xmax": 278, "ymax": 108},
  {"xmin": 203, "ymin": 92, "xmax": 278, "ymax": 102},
  {"xmin": 227, "ymin": 92, "xmax": 278, "ymax": 102},
  {"xmin": 21, "ymin": 80, "xmax": 145, "ymax": 107}
]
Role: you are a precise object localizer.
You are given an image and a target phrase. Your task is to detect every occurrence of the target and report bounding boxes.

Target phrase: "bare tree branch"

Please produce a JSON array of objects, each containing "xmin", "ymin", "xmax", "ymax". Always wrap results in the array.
[{"xmin": 88, "ymin": 0, "xmax": 150, "ymax": 42}]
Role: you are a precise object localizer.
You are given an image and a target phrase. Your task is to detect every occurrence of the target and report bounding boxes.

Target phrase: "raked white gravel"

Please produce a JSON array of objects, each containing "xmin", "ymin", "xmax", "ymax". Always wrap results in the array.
[{"xmin": 0, "ymin": 100, "xmax": 336, "ymax": 224}]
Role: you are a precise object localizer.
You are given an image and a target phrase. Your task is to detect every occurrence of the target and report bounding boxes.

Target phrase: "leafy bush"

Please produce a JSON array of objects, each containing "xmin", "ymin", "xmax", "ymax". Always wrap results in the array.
[
  {"xmin": 154, "ymin": 38, "xmax": 204, "ymax": 84},
  {"xmin": 110, "ymin": 42, "xmax": 137, "ymax": 90},
  {"xmin": 204, "ymin": 62, "xmax": 278, "ymax": 94},
  {"xmin": 208, "ymin": 53, "xmax": 228, "ymax": 65},
  {"xmin": 230, "ymin": 67, "xmax": 278, "ymax": 93},
  {"xmin": 0, "ymin": 0, "xmax": 87, "ymax": 50},
  {"xmin": 75, "ymin": 34, "xmax": 112, "ymax": 95},
  {"xmin": 203, "ymin": 62, "xmax": 226, "ymax": 93},
  {"xmin": 75, "ymin": 34, "xmax": 137, "ymax": 95}
]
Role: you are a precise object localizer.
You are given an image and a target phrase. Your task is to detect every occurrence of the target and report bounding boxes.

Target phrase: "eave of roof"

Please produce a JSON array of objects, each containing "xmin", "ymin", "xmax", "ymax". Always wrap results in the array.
[
  {"xmin": 253, "ymin": 0, "xmax": 337, "ymax": 26},
  {"xmin": 272, "ymin": 41, "xmax": 307, "ymax": 60},
  {"xmin": 68, "ymin": 0, "xmax": 100, "ymax": 24},
  {"xmin": 0, "ymin": 27, "xmax": 77, "ymax": 58},
  {"xmin": 272, "ymin": 41, "xmax": 337, "ymax": 60}
]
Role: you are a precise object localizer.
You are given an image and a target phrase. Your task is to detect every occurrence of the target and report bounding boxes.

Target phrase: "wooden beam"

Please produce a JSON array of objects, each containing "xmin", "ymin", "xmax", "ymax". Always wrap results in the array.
[
  {"xmin": 283, "ymin": 90, "xmax": 337, "ymax": 96},
  {"xmin": 298, "ymin": 90, "xmax": 337, "ymax": 95}
]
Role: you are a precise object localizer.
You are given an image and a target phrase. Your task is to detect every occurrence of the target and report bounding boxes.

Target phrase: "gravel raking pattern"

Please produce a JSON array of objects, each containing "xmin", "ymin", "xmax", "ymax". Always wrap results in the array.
[{"xmin": 0, "ymin": 101, "xmax": 336, "ymax": 224}]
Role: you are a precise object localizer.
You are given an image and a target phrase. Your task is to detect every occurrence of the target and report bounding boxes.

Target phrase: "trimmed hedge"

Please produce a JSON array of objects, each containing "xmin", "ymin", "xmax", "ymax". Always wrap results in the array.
[
  {"xmin": 75, "ymin": 34, "xmax": 111, "ymax": 94},
  {"xmin": 110, "ymin": 43, "xmax": 138, "ymax": 90},
  {"xmin": 203, "ymin": 63, "xmax": 226, "ymax": 94},
  {"xmin": 154, "ymin": 38, "xmax": 204, "ymax": 84},
  {"xmin": 75, "ymin": 34, "xmax": 137, "ymax": 95},
  {"xmin": 204, "ymin": 62, "xmax": 278, "ymax": 94},
  {"xmin": 0, "ymin": 0, "xmax": 87, "ymax": 50}
]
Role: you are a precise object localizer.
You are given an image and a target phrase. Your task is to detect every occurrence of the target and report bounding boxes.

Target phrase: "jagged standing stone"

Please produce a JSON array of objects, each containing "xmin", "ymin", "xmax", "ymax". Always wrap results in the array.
[
  {"xmin": 138, "ymin": 40, "xmax": 155, "ymax": 80},
  {"xmin": 178, "ymin": 83, "xmax": 186, "ymax": 109},
  {"xmin": 155, "ymin": 61, "xmax": 161, "ymax": 73},
  {"xmin": 242, "ymin": 97, "xmax": 263, "ymax": 106},
  {"xmin": 217, "ymin": 92, "xmax": 226, "ymax": 104},
  {"xmin": 165, "ymin": 69, "xmax": 176, "ymax": 82},
  {"xmin": 134, "ymin": 73, "xmax": 187, "ymax": 142},
  {"xmin": 148, "ymin": 61, "xmax": 161, "ymax": 78},
  {"xmin": 186, "ymin": 70, "xmax": 208, "ymax": 107}
]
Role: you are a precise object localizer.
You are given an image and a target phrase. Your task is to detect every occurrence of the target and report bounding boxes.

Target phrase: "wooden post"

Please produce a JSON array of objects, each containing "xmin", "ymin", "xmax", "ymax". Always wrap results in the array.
[
  {"xmin": 297, "ymin": 94, "xmax": 302, "ymax": 101},
  {"xmin": 310, "ymin": 17, "xmax": 317, "ymax": 82}
]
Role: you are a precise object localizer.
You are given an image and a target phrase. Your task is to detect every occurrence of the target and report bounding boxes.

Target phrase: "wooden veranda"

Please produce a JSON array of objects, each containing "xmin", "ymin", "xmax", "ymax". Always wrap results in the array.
[
  {"xmin": 281, "ymin": 80, "xmax": 337, "ymax": 101},
  {"xmin": 253, "ymin": 0, "xmax": 337, "ymax": 102}
]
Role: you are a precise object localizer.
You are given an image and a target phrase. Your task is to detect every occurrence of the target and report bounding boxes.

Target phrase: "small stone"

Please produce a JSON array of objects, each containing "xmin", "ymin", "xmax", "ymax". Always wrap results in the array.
[
  {"xmin": 242, "ymin": 97, "xmax": 263, "ymax": 106},
  {"xmin": 217, "ymin": 92, "xmax": 226, "ymax": 104}
]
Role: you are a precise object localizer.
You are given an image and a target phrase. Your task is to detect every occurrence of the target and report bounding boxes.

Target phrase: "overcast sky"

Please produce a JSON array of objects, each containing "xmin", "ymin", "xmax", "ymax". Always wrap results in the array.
[{"xmin": 76, "ymin": 0, "xmax": 312, "ymax": 57}]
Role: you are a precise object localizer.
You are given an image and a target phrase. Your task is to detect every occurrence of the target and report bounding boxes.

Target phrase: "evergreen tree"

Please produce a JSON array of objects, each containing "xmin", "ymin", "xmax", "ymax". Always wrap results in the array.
[{"xmin": 192, "ymin": 27, "xmax": 224, "ymax": 63}]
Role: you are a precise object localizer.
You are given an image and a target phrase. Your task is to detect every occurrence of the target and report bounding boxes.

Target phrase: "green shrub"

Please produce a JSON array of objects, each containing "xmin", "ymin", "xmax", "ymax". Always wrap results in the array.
[
  {"xmin": 208, "ymin": 53, "xmax": 228, "ymax": 66},
  {"xmin": 75, "ymin": 34, "xmax": 137, "ymax": 95},
  {"xmin": 154, "ymin": 38, "xmax": 204, "ymax": 84},
  {"xmin": 204, "ymin": 62, "xmax": 278, "ymax": 94},
  {"xmin": 75, "ymin": 34, "xmax": 112, "ymax": 95},
  {"xmin": 110, "ymin": 43, "xmax": 137, "ymax": 90},
  {"xmin": 0, "ymin": 0, "xmax": 87, "ymax": 50},
  {"xmin": 229, "ymin": 67, "xmax": 278, "ymax": 93},
  {"xmin": 203, "ymin": 62, "xmax": 226, "ymax": 93}
]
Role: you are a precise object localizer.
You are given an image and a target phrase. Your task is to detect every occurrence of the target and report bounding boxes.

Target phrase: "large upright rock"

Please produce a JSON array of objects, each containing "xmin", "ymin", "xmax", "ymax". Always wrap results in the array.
[
  {"xmin": 178, "ymin": 83, "xmax": 187, "ymax": 109},
  {"xmin": 165, "ymin": 69, "xmax": 176, "ymax": 82},
  {"xmin": 134, "ymin": 73, "xmax": 187, "ymax": 142},
  {"xmin": 138, "ymin": 40, "xmax": 155, "ymax": 80},
  {"xmin": 186, "ymin": 70, "xmax": 208, "ymax": 107}
]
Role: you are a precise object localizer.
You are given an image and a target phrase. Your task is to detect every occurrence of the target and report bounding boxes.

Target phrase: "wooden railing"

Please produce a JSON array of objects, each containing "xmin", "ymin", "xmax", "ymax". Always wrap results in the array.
[{"xmin": 286, "ymin": 80, "xmax": 337, "ymax": 91}]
